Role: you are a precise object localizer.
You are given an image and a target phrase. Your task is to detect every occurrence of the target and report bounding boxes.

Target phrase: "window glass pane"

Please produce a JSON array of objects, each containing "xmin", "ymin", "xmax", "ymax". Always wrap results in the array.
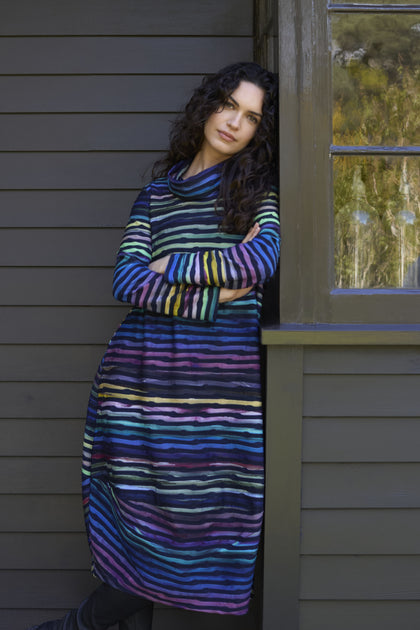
[
  {"xmin": 334, "ymin": 1, "xmax": 420, "ymax": 4},
  {"xmin": 332, "ymin": 13, "xmax": 420, "ymax": 145},
  {"xmin": 334, "ymin": 156, "xmax": 420, "ymax": 288}
]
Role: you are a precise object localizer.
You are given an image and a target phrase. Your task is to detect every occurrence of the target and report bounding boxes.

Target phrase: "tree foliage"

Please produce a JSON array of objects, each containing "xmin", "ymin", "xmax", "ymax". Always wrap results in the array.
[{"xmin": 332, "ymin": 14, "xmax": 420, "ymax": 288}]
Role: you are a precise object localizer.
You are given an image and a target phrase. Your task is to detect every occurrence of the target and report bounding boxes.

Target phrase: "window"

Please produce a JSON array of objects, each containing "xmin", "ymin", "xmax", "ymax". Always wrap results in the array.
[
  {"xmin": 332, "ymin": 10, "xmax": 420, "ymax": 289},
  {"xmin": 277, "ymin": 0, "xmax": 420, "ymax": 324}
]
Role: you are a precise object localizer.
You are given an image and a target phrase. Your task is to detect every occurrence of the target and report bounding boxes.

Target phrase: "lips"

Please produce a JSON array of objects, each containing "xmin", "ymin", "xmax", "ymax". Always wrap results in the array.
[{"xmin": 218, "ymin": 130, "xmax": 236, "ymax": 142}]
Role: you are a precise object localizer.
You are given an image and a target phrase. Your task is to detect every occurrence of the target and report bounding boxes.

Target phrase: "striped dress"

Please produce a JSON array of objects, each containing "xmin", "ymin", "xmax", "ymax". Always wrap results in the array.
[{"xmin": 82, "ymin": 160, "xmax": 280, "ymax": 615}]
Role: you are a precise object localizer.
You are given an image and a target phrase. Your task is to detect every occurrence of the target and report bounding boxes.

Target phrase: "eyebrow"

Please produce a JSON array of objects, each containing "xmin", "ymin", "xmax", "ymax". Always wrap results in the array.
[{"xmin": 228, "ymin": 95, "xmax": 263, "ymax": 118}]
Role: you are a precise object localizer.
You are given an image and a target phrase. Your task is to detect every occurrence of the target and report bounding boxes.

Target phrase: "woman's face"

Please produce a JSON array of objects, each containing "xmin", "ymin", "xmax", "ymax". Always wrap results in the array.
[{"xmin": 201, "ymin": 80, "xmax": 264, "ymax": 164}]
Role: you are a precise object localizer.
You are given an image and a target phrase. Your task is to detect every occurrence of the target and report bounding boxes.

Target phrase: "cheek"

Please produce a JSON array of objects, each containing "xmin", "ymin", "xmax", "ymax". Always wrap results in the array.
[
  {"xmin": 243, "ymin": 125, "xmax": 258, "ymax": 145},
  {"xmin": 204, "ymin": 113, "xmax": 220, "ymax": 136},
  {"xmin": 208, "ymin": 111, "xmax": 223, "ymax": 125}
]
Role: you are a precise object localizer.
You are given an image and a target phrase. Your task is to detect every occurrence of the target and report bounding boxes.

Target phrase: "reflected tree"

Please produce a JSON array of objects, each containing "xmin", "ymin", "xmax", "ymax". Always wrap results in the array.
[{"xmin": 333, "ymin": 14, "xmax": 420, "ymax": 288}]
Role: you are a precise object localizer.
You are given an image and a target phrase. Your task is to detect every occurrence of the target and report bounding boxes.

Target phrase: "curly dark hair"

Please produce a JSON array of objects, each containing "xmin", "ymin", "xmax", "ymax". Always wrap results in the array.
[{"xmin": 152, "ymin": 62, "xmax": 278, "ymax": 234}]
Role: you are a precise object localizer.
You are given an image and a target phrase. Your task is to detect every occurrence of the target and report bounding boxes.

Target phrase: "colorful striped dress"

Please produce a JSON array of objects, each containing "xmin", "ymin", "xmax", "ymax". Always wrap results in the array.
[{"xmin": 82, "ymin": 160, "xmax": 280, "ymax": 615}]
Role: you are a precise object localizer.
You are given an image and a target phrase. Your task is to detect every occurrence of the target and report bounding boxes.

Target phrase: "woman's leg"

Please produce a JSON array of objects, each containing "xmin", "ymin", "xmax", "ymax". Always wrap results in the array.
[
  {"xmin": 118, "ymin": 609, "xmax": 154, "ymax": 630},
  {"xmin": 28, "ymin": 583, "xmax": 153, "ymax": 630},
  {"xmin": 80, "ymin": 583, "xmax": 153, "ymax": 630}
]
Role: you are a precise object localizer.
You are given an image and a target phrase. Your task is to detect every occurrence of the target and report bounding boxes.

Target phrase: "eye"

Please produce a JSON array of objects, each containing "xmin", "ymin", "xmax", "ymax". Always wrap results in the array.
[
  {"xmin": 248, "ymin": 114, "xmax": 259, "ymax": 125},
  {"xmin": 224, "ymin": 100, "xmax": 235, "ymax": 109}
]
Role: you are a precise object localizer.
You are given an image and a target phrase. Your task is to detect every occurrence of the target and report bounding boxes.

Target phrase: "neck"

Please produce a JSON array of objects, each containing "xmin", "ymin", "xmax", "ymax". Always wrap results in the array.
[{"xmin": 183, "ymin": 150, "xmax": 226, "ymax": 179}]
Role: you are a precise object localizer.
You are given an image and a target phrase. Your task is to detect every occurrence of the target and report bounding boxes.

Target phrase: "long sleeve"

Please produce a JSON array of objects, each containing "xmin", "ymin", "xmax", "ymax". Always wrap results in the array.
[
  {"xmin": 163, "ymin": 190, "xmax": 280, "ymax": 290},
  {"xmin": 113, "ymin": 186, "xmax": 220, "ymax": 322}
]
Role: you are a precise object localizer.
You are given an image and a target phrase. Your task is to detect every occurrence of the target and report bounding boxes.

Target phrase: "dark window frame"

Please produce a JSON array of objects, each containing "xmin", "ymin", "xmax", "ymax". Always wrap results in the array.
[{"xmin": 278, "ymin": 0, "xmax": 420, "ymax": 325}]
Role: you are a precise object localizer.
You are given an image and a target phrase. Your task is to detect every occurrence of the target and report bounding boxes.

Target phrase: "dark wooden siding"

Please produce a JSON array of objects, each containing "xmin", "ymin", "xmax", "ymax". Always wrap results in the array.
[
  {"xmin": 0, "ymin": 2, "xmax": 254, "ymax": 628},
  {"xmin": 263, "ymin": 341, "xmax": 420, "ymax": 630},
  {"xmin": 300, "ymin": 346, "xmax": 420, "ymax": 630}
]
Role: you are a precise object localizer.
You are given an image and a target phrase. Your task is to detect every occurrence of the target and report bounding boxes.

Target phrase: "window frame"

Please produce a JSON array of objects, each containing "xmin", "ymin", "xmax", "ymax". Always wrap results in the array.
[{"xmin": 278, "ymin": 0, "xmax": 420, "ymax": 324}]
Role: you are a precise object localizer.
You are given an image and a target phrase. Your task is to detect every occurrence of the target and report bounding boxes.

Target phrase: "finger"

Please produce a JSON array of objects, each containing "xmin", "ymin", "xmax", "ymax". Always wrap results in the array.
[
  {"xmin": 242, "ymin": 223, "xmax": 260, "ymax": 243},
  {"xmin": 250, "ymin": 223, "xmax": 260, "ymax": 239},
  {"xmin": 242, "ymin": 224, "xmax": 257, "ymax": 243}
]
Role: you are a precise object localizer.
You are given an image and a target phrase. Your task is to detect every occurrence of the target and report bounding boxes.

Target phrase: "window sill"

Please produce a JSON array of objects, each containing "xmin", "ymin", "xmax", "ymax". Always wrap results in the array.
[{"xmin": 262, "ymin": 324, "xmax": 420, "ymax": 346}]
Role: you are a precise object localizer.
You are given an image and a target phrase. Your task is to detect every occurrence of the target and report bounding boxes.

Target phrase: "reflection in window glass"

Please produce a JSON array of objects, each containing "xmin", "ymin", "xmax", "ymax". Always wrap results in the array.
[
  {"xmin": 332, "ymin": 13, "xmax": 420, "ymax": 146},
  {"xmin": 334, "ymin": 156, "xmax": 420, "ymax": 288},
  {"xmin": 340, "ymin": 0, "xmax": 420, "ymax": 3}
]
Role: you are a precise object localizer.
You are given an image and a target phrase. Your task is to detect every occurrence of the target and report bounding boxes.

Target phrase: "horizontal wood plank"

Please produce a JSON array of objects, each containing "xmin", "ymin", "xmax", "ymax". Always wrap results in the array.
[
  {"xmin": 304, "ymin": 374, "xmax": 420, "ymax": 417},
  {"xmin": 302, "ymin": 418, "xmax": 420, "ymax": 462},
  {"xmin": 300, "ymin": 601, "xmax": 420, "ymax": 630},
  {"xmin": 302, "ymin": 463, "xmax": 420, "ymax": 508},
  {"xmin": 0, "ymin": 37, "xmax": 252, "ymax": 74},
  {"xmin": 0, "ymin": 382, "xmax": 92, "ymax": 418},
  {"xmin": 0, "ymin": 610, "xmax": 101, "ymax": 630},
  {"xmin": 0, "ymin": 152, "xmax": 159, "ymax": 189},
  {"xmin": 154, "ymin": 607, "xmax": 258, "ymax": 630},
  {"xmin": 301, "ymin": 509, "xmax": 420, "ymax": 554},
  {"xmin": 262, "ymin": 326, "xmax": 420, "ymax": 346},
  {"xmin": 0, "ymin": 0, "xmax": 253, "ymax": 36},
  {"xmin": 0, "ymin": 610, "xmax": 87, "ymax": 630},
  {"xmin": 0, "ymin": 268, "xmax": 116, "ymax": 304},
  {"xmin": 0, "ymin": 570, "xmax": 97, "ymax": 608},
  {"xmin": 0, "ymin": 457, "xmax": 82, "ymax": 493},
  {"xmin": 0, "ymin": 420, "xmax": 85, "ymax": 456},
  {"xmin": 0, "ymin": 533, "xmax": 90, "ymax": 569},
  {"xmin": 0, "ymin": 190, "xmax": 136, "ymax": 227},
  {"xmin": 0, "ymin": 495, "xmax": 84, "ymax": 531},
  {"xmin": 300, "ymin": 556, "xmax": 420, "ymax": 600},
  {"xmin": 304, "ymin": 347, "xmax": 420, "ymax": 375},
  {"xmin": 331, "ymin": 293, "xmax": 420, "ymax": 326},
  {"xmin": 2, "ymin": 606, "xmax": 248, "ymax": 630},
  {"xmin": 0, "ymin": 307, "xmax": 128, "ymax": 343},
  {"xmin": 0, "ymin": 229, "xmax": 121, "ymax": 266},
  {"xmin": 0, "ymin": 113, "xmax": 172, "ymax": 151},
  {"xmin": 0, "ymin": 345, "xmax": 104, "ymax": 380},
  {"xmin": 0, "ymin": 75, "xmax": 198, "ymax": 113}
]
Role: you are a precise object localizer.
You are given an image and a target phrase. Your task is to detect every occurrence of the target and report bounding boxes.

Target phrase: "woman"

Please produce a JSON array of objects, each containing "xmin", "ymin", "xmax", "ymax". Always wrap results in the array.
[{"xmin": 29, "ymin": 61, "xmax": 280, "ymax": 630}]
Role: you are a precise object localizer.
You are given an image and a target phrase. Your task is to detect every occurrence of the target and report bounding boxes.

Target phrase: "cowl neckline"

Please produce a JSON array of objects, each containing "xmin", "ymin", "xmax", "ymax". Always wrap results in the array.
[{"xmin": 167, "ymin": 160, "xmax": 225, "ymax": 200}]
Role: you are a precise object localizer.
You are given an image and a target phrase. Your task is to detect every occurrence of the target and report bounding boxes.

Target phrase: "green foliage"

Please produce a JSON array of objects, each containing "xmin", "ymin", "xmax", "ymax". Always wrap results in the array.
[
  {"xmin": 332, "ymin": 13, "xmax": 420, "ymax": 288},
  {"xmin": 333, "ymin": 14, "xmax": 420, "ymax": 77}
]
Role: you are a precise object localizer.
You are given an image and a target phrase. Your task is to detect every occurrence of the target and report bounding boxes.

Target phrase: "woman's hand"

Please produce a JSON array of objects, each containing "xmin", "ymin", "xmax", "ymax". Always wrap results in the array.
[
  {"xmin": 219, "ymin": 286, "xmax": 253, "ymax": 303},
  {"xmin": 242, "ymin": 222, "xmax": 260, "ymax": 243},
  {"xmin": 149, "ymin": 255, "xmax": 170, "ymax": 274}
]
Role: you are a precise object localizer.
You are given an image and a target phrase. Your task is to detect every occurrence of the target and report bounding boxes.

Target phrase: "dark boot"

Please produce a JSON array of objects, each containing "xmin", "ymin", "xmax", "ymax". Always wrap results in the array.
[
  {"xmin": 118, "ymin": 605, "xmax": 153, "ymax": 630},
  {"xmin": 28, "ymin": 584, "xmax": 153, "ymax": 630},
  {"xmin": 80, "ymin": 584, "xmax": 153, "ymax": 630}
]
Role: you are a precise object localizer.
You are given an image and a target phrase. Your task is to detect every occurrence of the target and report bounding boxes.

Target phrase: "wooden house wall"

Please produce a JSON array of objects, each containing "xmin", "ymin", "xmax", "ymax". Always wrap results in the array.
[
  {"xmin": 300, "ymin": 345, "xmax": 420, "ymax": 629},
  {"xmin": 0, "ymin": 2, "xmax": 254, "ymax": 628},
  {"xmin": 264, "ymin": 343, "xmax": 420, "ymax": 630}
]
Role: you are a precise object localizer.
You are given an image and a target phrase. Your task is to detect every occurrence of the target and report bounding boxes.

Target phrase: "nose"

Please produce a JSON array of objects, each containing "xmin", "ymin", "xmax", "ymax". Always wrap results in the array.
[{"xmin": 227, "ymin": 112, "xmax": 241, "ymax": 130}]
